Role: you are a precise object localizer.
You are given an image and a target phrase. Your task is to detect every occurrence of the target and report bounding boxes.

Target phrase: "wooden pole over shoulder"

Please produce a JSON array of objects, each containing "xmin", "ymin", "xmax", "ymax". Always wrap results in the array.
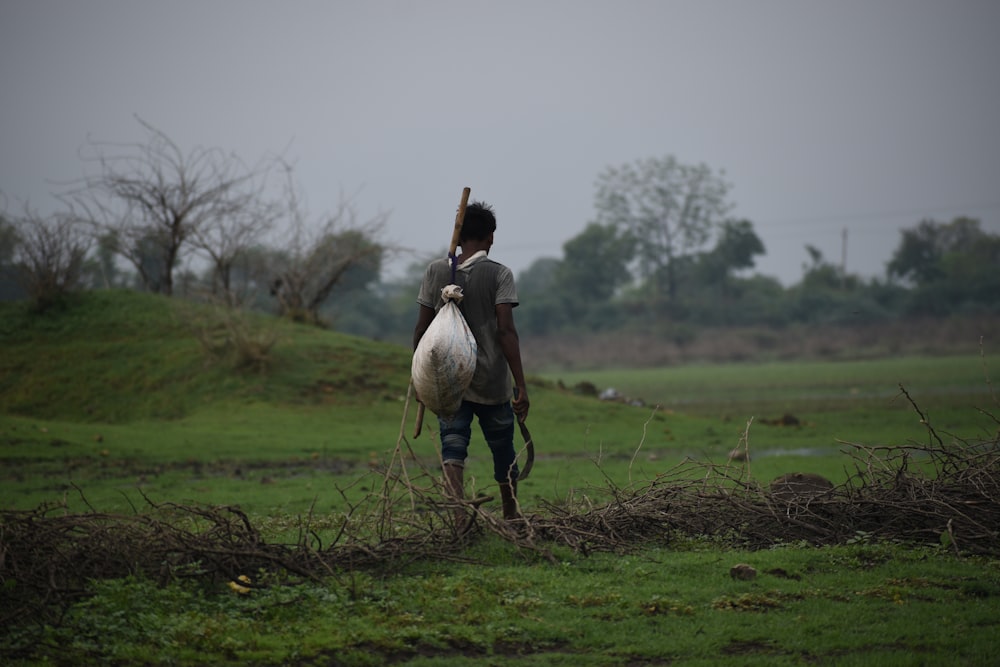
[{"xmin": 449, "ymin": 187, "xmax": 472, "ymax": 258}]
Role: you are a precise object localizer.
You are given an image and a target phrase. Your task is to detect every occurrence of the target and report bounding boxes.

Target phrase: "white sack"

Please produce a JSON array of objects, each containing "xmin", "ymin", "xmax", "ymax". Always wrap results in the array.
[{"xmin": 411, "ymin": 285, "xmax": 477, "ymax": 418}]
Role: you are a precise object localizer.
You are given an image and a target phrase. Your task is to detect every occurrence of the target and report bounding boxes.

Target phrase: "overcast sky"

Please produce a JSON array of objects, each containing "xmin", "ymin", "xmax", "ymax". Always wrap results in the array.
[{"xmin": 2, "ymin": 0, "xmax": 998, "ymax": 287}]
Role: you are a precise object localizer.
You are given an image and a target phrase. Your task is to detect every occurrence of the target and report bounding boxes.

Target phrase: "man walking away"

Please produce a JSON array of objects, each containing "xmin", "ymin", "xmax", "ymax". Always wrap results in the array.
[{"xmin": 413, "ymin": 200, "xmax": 530, "ymax": 525}]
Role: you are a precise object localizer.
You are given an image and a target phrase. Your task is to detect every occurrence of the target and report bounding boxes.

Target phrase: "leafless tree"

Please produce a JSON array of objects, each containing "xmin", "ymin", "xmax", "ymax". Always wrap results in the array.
[
  {"xmin": 186, "ymin": 165, "xmax": 281, "ymax": 306},
  {"xmin": 8, "ymin": 205, "xmax": 91, "ymax": 308},
  {"xmin": 65, "ymin": 117, "xmax": 277, "ymax": 297},
  {"xmin": 264, "ymin": 171, "xmax": 390, "ymax": 325}
]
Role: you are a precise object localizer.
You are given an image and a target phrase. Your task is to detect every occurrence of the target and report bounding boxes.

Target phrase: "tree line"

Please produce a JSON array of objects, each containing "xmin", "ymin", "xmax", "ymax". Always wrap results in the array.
[
  {"xmin": 2, "ymin": 125, "xmax": 997, "ymax": 345},
  {"xmin": 0, "ymin": 118, "xmax": 388, "ymax": 323},
  {"xmin": 339, "ymin": 158, "xmax": 1000, "ymax": 344}
]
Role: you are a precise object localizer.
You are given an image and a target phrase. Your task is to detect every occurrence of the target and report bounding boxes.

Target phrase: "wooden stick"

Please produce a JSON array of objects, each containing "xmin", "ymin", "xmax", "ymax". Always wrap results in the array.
[
  {"xmin": 449, "ymin": 187, "xmax": 472, "ymax": 258},
  {"xmin": 414, "ymin": 186, "xmax": 472, "ymax": 438}
]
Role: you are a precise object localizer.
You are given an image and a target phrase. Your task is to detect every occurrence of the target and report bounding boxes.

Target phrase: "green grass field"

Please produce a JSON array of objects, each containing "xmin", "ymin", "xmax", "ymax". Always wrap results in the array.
[{"xmin": 2, "ymin": 291, "xmax": 999, "ymax": 665}]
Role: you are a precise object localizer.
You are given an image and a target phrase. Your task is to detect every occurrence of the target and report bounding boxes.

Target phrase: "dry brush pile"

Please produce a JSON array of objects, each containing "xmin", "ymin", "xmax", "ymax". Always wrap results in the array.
[{"xmin": 2, "ymin": 420, "xmax": 999, "ymax": 631}]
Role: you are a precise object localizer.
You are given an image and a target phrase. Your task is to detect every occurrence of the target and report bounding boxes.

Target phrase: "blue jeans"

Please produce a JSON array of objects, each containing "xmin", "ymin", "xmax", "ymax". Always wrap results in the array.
[{"xmin": 439, "ymin": 400, "xmax": 519, "ymax": 483}]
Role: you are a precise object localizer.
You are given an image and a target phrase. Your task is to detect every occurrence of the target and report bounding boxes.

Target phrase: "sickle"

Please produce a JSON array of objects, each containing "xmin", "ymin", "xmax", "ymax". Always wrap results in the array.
[{"xmin": 516, "ymin": 418, "xmax": 535, "ymax": 481}]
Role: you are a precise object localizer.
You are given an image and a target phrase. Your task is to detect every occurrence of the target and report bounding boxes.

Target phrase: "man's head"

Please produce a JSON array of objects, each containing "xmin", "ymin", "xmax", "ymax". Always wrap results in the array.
[{"xmin": 459, "ymin": 201, "xmax": 497, "ymax": 244}]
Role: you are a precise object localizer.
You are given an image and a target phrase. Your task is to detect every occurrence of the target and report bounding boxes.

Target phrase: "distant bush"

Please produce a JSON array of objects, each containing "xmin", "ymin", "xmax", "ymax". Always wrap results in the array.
[{"xmin": 181, "ymin": 300, "xmax": 279, "ymax": 372}]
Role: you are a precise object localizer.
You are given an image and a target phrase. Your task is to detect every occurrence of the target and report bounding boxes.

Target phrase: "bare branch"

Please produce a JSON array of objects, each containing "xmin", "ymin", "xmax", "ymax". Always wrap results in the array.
[
  {"xmin": 63, "ymin": 117, "xmax": 277, "ymax": 297},
  {"xmin": 7, "ymin": 204, "xmax": 91, "ymax": 308},
  {"xmin": 263, "ymin": 167, "xmax": 391, "ymax": 325}
]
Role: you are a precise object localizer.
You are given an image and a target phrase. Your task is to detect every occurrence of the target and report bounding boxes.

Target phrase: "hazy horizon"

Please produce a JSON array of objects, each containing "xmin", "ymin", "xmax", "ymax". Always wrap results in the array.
[{"xmin": 2, "ymin": 1, "xmax": 998, "ymax": 287}]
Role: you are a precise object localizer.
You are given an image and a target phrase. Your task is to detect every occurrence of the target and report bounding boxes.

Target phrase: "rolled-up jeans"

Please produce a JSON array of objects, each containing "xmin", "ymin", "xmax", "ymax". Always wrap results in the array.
[{"xmin": 439, "ymin": 400, "xmax": 519, "ymax": 483}]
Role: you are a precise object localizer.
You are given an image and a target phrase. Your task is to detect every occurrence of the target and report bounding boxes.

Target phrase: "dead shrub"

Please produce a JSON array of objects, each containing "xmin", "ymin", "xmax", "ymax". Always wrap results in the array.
[{"xmin": 180, "ymin": 298, "xmax": 279, "ymax": 372}]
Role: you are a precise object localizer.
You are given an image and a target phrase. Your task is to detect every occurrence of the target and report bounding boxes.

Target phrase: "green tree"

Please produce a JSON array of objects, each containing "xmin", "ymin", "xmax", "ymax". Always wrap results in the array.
[
  {"xmin": 517, "ymin": 256, "xmax": 561, "ymax": 299},
  {"xmin": 710, "ymin": 219, "xmax": 765, "ymax": 273},
  {"xmin": 593, "ymin": 155, "xmax": 732, "ymax": 304},
  {"xmin": 800, "ymin": 244, "xmax": 845, "ymax": 291},
  {"xmin": 888, "ymin": 217, "xmax": 988, "ymax": 285},
  {"xmin": 888, "ymin": 217, "xmax": 1000, "ymax": 315},
  {"xmin": 671, "ymin": 220, "xmax": 768, "ymax": 325},
  {"xmin": 79, "ymin": 231, "xmax": 126, "ymax": 290},
  {"xmin": 514, "ymin": 256, "xmax": 566, "ymax": 335},
  {"xmin": 694, "ymin": 219, "xmax": 765, "ymax": 293},
  {"xmin": 129, "ymin": 232, "xmax": 172, "ymax": 293},
  {"xmin": 554, "ymin": 222, "xmax": 634, "ymax": 324},
  {"xmin": 791, "ymin": 245, "xmax": 881, "ymax": 324}
]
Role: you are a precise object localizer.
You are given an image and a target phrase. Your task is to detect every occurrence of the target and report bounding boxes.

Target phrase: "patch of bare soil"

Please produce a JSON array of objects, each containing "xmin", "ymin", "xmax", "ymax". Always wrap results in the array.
[
  {"xmin": 0, "ymin": 454, "xmax": 360, "ymax": 487},
  {"xmin": 523, "ymin": 315, "xmax": 1000, "ymax": 368}
]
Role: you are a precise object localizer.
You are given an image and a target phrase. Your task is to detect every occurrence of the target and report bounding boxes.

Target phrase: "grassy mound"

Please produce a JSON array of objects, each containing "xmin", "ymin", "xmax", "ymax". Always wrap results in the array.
[{"xmin": 0, "ymin": 290, "xmax": 413, "ymax": 423}]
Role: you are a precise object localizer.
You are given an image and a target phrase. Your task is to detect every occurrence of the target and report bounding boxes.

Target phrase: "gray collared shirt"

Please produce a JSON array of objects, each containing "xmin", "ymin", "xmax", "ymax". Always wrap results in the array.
[{"xmin": 417, "ymin": 254, "xmax": 519, "ymax": 404}]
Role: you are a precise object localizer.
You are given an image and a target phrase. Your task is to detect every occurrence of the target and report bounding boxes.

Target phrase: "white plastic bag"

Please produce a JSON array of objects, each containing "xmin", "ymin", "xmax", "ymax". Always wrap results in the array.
[{"xmin": 411, "ymin": 285, "xmax": 477, "ymax": 418}]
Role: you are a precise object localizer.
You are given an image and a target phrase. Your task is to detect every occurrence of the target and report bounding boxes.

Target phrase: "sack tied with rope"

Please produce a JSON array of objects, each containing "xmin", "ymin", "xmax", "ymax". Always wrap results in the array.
[{"xmin": 410, "ymin": 283, "xmax": 477, "ymax": 418}]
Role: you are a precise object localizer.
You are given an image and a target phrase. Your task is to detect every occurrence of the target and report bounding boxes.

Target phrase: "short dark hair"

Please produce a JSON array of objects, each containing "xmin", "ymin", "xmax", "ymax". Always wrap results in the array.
[{"xmin": 459, "ymin": 201, "xmax": 496, "ymax": 242}]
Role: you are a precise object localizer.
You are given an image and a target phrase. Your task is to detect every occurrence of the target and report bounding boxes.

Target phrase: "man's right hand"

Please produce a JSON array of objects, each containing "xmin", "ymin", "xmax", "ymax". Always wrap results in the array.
[{"xmin": 512, "ymin": 386, "xmax": 529, "ymax": 423}]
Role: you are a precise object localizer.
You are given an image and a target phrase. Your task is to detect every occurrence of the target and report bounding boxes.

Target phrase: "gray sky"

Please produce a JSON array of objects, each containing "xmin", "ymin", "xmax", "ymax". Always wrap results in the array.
[{"xmin": 2, "ymin": 0, "xmax": 998, "ymax": 286}]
